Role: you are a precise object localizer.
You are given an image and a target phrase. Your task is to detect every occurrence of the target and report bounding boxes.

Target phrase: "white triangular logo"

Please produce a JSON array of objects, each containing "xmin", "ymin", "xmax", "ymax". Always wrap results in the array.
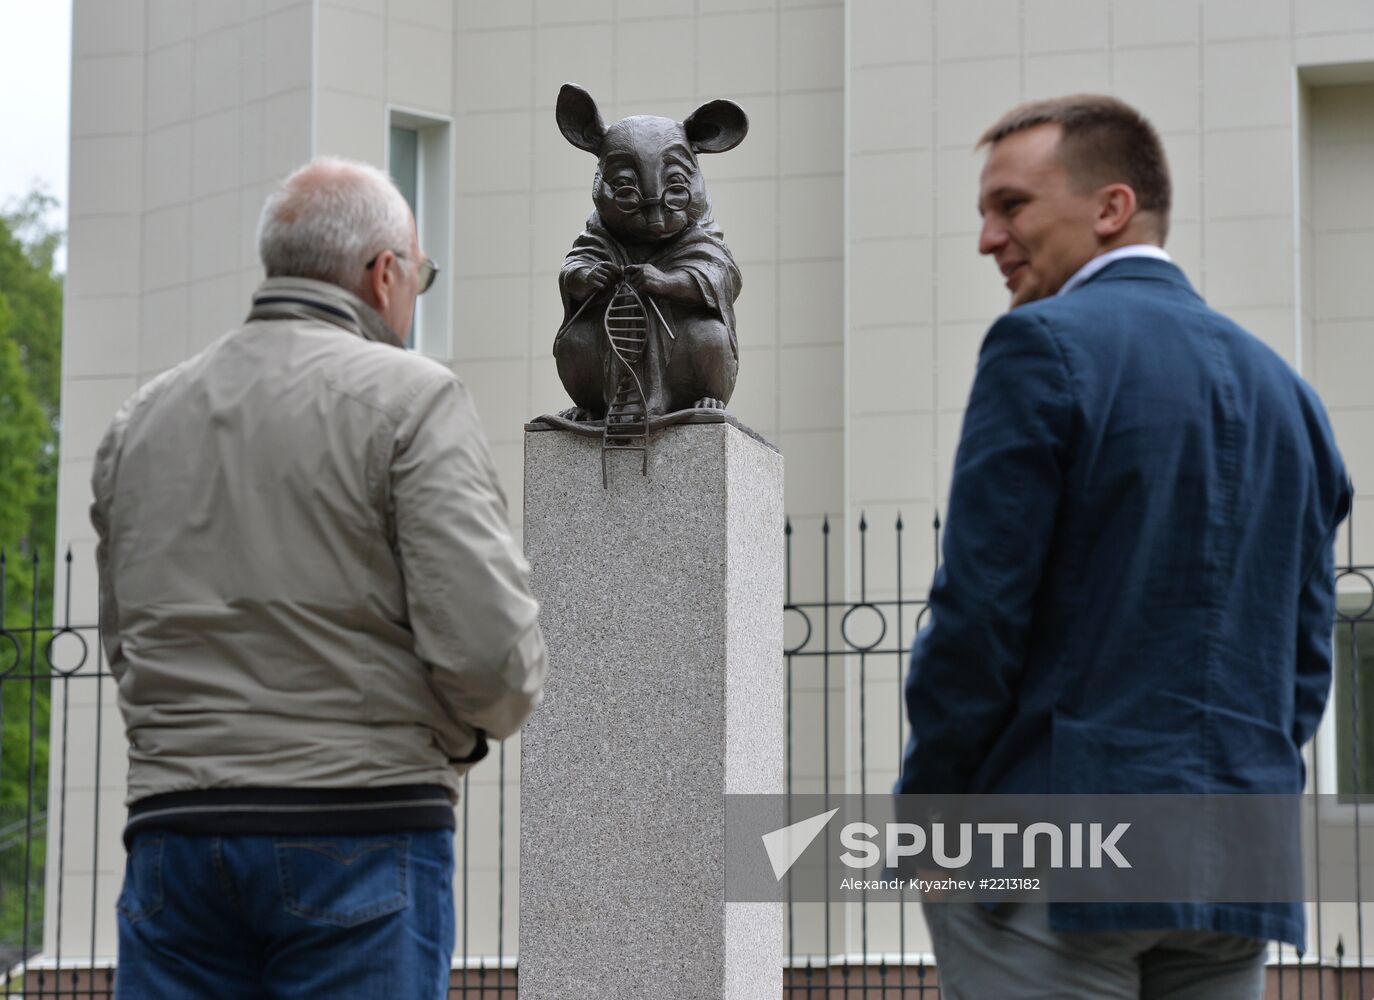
[{"xmin": 761, "ymin": 808, "xmax": 840, "ymax": 880}]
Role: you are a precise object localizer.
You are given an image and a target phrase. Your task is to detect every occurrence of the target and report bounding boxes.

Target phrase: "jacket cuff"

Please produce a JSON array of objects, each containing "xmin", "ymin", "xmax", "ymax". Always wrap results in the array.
[{"xmin": 448, "ymin": 728, "xmax": 489, "ymax": 765}]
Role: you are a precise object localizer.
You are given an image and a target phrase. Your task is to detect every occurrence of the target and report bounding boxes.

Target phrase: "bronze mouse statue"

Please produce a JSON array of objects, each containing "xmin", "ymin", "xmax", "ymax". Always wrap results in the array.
[{"xmin": 553, "ymin": 83, "xmax": 747, "ymax": 428}]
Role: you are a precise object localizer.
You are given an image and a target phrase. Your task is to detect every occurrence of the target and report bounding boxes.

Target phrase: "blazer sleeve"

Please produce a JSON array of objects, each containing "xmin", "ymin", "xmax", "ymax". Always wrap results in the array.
[
  {"xmin": 1293, "ymin": 538, "xmax": 1337, "ymax": 754},
  {"xmin": 898, "ymin": 310, "xmax": 1073, "ymax": 794},
  {"xmin": 1293, "ymin": 475, "xmax": 1352, "ymax": 753}
]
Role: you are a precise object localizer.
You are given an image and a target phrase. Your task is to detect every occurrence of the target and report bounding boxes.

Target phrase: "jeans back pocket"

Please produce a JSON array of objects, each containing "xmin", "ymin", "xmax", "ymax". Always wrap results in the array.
[
  {"xmin": 274, "ymin": 835, "xmax": 409, "ymax": 928},
  {"xmin": 117, "ymin": 834, "xmax": 165, "ymax": 924}
]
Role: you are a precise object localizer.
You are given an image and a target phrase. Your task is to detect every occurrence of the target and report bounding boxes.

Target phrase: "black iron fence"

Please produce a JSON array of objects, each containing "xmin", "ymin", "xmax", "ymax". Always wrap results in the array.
[
  {"xmin": 2, "ymin": 515, "xmax": 1372, "ymax": 997},
  {"xmin": 780, "ymin": 512, "xmax": 1374, "ymax": 999},
  {"xmin": 782, "ymin": 513, "xmax": 939, "ymax": 997}
]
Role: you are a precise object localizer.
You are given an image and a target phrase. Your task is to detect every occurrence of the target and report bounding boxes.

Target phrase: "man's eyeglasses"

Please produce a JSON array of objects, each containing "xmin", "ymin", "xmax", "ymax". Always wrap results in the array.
[
  {"xmin": 608, "ymin": 183, "xmax": 691, "ymax": 214},
  {"xmin": 366, "ymin": 251, "xmax": 439, "ymax": 294}
]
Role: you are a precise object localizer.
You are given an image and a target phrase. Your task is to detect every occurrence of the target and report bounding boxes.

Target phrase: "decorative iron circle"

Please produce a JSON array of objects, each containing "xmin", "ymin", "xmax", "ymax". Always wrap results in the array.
[
  {"xmin": 45, "ymin": 628, "xmax": 90, "ymax": 677},
  {"xmin": 841, "ymin": 603, "xmax": 888, "ymax": 653},
  {"xmin": 1336, "ymin": 569, "xmax": 1374, "ymax": 622},
  {"xmin": 0, "ymin": 630, "xmax": 21, "ymax": 678},
  {"xmin": 784, "ymin": 605, "xmax": 813, "ymax": 656}
]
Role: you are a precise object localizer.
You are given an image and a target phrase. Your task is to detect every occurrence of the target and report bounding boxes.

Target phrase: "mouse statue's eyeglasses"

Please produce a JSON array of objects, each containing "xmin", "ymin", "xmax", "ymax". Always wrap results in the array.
[{"xmin": 607, "ymin": 183, "xmax": 691, "ymax": 213}]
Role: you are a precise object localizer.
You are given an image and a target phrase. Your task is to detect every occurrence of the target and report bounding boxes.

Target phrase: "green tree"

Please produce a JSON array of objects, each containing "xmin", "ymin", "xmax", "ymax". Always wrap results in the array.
[
  {"xmin": 0, "ymin": 189, "xmax": 63, "ymax": 584},
  {"xmin": 0, "ymin": 188, "xmax": 63, "ymax": 961},
  {"xmin": 0, "ymin": 286, "xmax": 50, "ymax": 804},
  {"xmin": 0, "ymin": 188, "xmax": 63, "ymax": 792},
  {"xmin": 0, "ymin": 303, "xmax": 47, "ymax": 551}
]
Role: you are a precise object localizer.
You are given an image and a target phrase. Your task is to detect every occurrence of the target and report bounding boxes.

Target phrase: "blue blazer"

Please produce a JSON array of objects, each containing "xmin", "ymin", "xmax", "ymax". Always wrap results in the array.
[{"xmin": 898, "ymin": 257, "xmax": 1351, "ymax": 947}]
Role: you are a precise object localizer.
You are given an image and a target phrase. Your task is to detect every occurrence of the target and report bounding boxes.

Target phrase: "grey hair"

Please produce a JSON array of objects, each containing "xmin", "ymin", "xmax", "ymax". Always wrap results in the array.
[{"xmin": 256, "ymin": 157, "xmax": 412, "ymax": 296}]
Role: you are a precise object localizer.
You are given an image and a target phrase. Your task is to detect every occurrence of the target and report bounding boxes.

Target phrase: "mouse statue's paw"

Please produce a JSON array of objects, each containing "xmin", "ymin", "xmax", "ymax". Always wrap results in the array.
[
  {"xmin": 558, "ymin": 406, "xmax": 596, "ymax": 422},
  {"xmin": 693, "ymin": 397, "xmax": 727, "ymax": 411}
]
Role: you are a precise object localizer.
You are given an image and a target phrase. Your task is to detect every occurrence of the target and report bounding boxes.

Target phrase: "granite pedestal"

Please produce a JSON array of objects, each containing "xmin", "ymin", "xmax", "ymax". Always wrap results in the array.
[{"xmin": 520, "ymin": 420, "xmax": 784, "ymax": 999}]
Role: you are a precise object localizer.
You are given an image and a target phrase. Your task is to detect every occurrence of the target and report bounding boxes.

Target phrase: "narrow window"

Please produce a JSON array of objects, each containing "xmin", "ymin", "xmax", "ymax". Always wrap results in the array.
[
  {"xmin": 1334, "ymin": 600, "xmax": 1374, "ymax": 798},
  {"xmin": 387, "ymin": 110, "xmax": 452, "ymax": 359}
]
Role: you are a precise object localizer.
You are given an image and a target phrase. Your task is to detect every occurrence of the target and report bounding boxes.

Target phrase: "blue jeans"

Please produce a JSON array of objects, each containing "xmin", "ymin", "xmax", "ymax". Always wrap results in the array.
[{"xmin": 116, "ymin": 829, "xmax": 454, "ymax": 999}]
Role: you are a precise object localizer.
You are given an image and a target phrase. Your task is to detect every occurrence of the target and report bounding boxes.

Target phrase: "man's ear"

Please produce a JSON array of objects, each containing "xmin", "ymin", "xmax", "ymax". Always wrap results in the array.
[
  {"xmin": 1094, "ymin": 183, "xmax": 1137, "ymax": 239},
  {"xmin": 683, "ymin": 100, "xmax": 748, "ymax": 154},
  {"xmin": 556, "ymin": 83, "xmax": 606, "ymax": 154},
  {"xmin": 364, "ymin": 249, "xmax": 396, "ymax": 311}
]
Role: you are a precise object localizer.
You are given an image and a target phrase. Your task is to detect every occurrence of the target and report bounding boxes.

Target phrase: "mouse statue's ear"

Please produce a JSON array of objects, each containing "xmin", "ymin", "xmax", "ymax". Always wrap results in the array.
[
  {"xmin": 556, "ymin": 83, "xmax": 607, "ymax": 154},
  {"xmin": 683, "ymin": 100, "xmax": 748, "ymax": 154}
]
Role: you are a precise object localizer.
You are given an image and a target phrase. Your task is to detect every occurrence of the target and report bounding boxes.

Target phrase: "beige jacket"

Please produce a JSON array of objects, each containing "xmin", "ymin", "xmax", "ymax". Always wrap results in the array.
[{"xmin": 91, "ymin": 278, "xmax": 547, "ymax": 804}]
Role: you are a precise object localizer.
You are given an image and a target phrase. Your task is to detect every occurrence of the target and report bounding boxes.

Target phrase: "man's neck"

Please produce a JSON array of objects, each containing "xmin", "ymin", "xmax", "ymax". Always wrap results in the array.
[{"xmin": 1057, "ymin": 243, "xmax": 1172, "ymax": 297}]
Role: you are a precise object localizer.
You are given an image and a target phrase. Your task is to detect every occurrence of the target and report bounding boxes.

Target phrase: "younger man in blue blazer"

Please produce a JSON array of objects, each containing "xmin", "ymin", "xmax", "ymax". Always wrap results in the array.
[{"xmin": 899, "ymin": 95, "xmax": 1351, "ymax": 998}]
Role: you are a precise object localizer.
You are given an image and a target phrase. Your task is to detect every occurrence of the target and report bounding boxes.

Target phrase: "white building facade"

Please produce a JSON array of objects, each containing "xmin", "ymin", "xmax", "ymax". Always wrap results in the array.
[{"xmin": 49, "ymin": 0, "xmax": 1374, "ymax": 975}]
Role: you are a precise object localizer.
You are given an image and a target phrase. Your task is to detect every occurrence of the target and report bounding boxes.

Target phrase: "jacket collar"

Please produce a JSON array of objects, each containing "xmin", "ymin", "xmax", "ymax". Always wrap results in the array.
[
  {"xmin": 247, "ymin": 276, "xmax": 403, "ymax": 347},
  {"xmin": 1074, "ymin": 255, "xmax": 1199, "ymax": 298}
]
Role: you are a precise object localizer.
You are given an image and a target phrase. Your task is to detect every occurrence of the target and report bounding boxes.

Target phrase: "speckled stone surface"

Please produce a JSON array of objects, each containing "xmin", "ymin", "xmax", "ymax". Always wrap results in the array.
[{"xmin": 520, "ymin": 423, "xmax": 784, "ymax": 1000}]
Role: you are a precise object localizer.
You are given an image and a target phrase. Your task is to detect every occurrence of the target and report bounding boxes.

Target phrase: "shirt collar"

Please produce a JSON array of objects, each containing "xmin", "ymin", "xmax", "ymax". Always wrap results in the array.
[{"xmin": 1057, "ymin": 244, "xmax": 1173, "ymax": 298}]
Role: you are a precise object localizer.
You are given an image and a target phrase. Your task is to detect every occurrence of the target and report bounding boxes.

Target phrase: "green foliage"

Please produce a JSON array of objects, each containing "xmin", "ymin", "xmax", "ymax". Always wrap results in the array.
[
  {"xmin": 0, "ymin": 803, "xmax": 47, "ymax": 962},
  {"xmin": 0, "ymin": 190, "xmax": 63, "ymax": 422},
  {"xmin": 0, "ymin": 317, "xmax": 47, "ymax": 554},
  {"xmin": 0, "ymin": 188, "xmax": 63, "ymax": 956},
  {"xmin": 0, "ymin": 188, "xmax": 62, "ymax": 580},
  {"xmin": 0, "ymin": 181, "xmax": 63, "ymax": 657}
]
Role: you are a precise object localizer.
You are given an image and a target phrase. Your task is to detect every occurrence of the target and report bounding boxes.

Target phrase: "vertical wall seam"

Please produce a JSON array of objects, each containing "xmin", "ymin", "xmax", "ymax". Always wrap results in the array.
[
  {"xmin": 1289, "ymin": 0, "xmax": 1304, "ymax": 377},
  {"xmin": 842, "ymin": 0, "xmax": 852, "ymax": 597},
  {"xmin": 138, "ymin": 0, "xmax": 152, "ymax": 379},
  {"xmin": 309, "ymin": 0, "xmax": 320, "ymax": 158},
  {"xmin": 525, "ymin": 14, "xmax": 539, "ymax": 417},
  {"xmin": 1018, "ymin": 0, "xmax": 1026, "ymax": 98},
  {"xmin": 930, "ymin": 0, "xmax": 942, "ymax": 516},
  {"xmin": 1195, "ymin": 1, "xmax": 1205, "ymax": 298},
  {"xmin": 1107, "ymin": 1, "xmax": 1115, "ymax": 90},
  {"xmin": 772, "ymin": 1, "xmax": 784, "ymax": 444}
]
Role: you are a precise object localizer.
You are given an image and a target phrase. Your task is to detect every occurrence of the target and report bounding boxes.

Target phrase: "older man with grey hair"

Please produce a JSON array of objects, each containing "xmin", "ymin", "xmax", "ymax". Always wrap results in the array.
[{"xmin": 92, "ymin": 157, "xmax": 547, "ymax": 999}]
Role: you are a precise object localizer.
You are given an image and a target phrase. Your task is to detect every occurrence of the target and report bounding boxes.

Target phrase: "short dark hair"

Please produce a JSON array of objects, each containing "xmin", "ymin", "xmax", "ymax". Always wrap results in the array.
[{"xmin": 979, "ymin": 95, "xmax": 1171, "ymax": 235}]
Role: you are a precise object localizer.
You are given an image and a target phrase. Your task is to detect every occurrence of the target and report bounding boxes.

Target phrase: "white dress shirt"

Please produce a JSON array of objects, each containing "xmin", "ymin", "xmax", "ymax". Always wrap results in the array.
[{"xmin": 1057, "ymin": 244, "xmax": 1172, "ymax": 297}]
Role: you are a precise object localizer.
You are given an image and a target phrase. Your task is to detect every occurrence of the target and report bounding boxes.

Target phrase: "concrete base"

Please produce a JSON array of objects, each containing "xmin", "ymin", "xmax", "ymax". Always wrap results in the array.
[{"xmin": 520, "ymin": 422, "xmax": 784, "ymax": 1000}]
